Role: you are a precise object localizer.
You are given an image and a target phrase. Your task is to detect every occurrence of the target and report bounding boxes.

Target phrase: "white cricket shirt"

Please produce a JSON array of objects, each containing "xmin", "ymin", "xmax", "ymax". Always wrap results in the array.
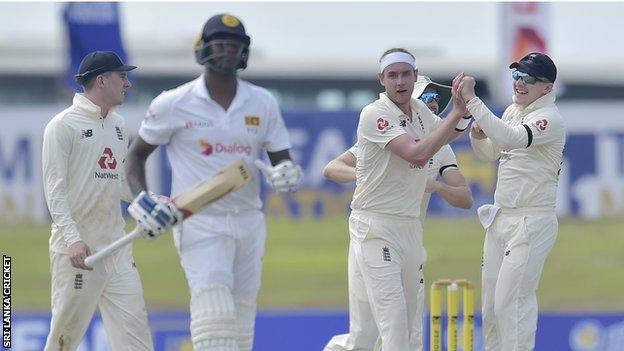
[
  {"xmin": 468, "ymin": 91, "xmax": 565, "ymax": 209},
  {"xmin": 42, "ymin": 94, "xmax": 132, "ymax": 254},
  {"xmin": 351, "ymin": 93, "xmax": 444, "ymax": 218},
  {"xmin": 139, "ymin": 75, "xmax": 291, "ymax": 214},
  {"xmin": 348, "ymin": 139, "xmax": 458, "ymax": 219}
]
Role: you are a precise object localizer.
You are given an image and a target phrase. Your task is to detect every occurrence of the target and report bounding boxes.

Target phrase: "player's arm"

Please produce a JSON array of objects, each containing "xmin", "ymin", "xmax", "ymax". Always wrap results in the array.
[
  {"xmin": 388, "ymin": 107, "xmax": 463, "ymax": 167},
  {"xmin": 460, "ymin": 76, "xmax": 547, "ymax": 151},
  {"xmin": 119, "ymin": 125, "xmax": 135, "ymax": 203},
  {"xmin": 430, "ymin": 168, "xmax": 473, "ymax": 209},
  {"xmin": 469, "ymin": 123, "xmax": 502, "ymax": 162},
  {"xmin": 323, "ymin": 149, "xmax": 356, "ymax": 183},
  {"xmin": 430, "ymin": 112, "xmax": 470, "ymax": 145},
  {"xmin": 255, "ymin": 94, "xmax": 303, "ymax": 193},
  {"xmin": 388, "ymin": 73, "xmax": 468, "ymax": 167},
  {"xmin": 465, "ymin": 97, "xmax": 532, "ymax": 150},
  {"xmin": 126, "ymin": 93, "xmax": 174, "ymax": 196},
  {"xmin": 125, "ymin": 136, "xmax": 158, "ymax": 196},
  {"xmin": 42, "ymin": 120, "xmax": 92, "ymax": 270}
]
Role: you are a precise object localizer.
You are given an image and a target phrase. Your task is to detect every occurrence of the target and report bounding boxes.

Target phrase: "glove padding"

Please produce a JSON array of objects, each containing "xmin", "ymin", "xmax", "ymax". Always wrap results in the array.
[
  {"xmin": 254, "ymin": 159, "xmax": 302, "ymax": 193},
  {"xmin": 128, "ymin": 191, "xmax": 182, "ymax": 239}
]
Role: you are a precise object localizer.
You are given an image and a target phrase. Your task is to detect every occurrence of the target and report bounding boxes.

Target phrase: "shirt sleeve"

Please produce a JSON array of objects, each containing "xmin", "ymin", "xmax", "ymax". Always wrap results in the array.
[
  {"xmin": 470, "ymin": 136, "xmax": 502, "ymax": 162},
  {"xmin": 359, "ymin": 105, "xmax": 406, "ymax": 148},
  {"xmin": 347, "ymin": 143, "xmax": 358, "ymax": 157},
  {"xmin": 42, "ymin": 119, "xmax": 82, "ymax": 247},
  {"xmin": 118, "ymin": 123, "xmax": 134, "ymax": 203},
  {"xmin": 263, "ymin": 94, "xmax": 292, "ymax": 152},
  {"xmin": 523, "ymin": 112, "xmax": 565, "ymax": 147},
  {"xmin": 467, "ymin": 97, "xmax": 533, "ymax": 150},
  {"xmin": 138, "ymin": 92, "xmax": 175, "ymax": 146},
  {"xmin": 435, "ymin": 145, "xmax": 458, "ymax": 176}
]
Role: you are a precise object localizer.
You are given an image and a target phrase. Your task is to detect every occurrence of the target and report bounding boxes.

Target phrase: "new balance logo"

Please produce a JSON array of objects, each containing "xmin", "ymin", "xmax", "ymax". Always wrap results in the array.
[
  {"xmin": 400, "ymin": 120, "xmax": 407, "ymax": 127},
  {"xmin": 382, "ymin": 246, "xmax": 391, "ymax": 262},
  {"xmin": 81, "ymin": 129, "xmax": 93, "ymax": 138},
  {"xmin": 74, "ymin": 274, "xmax": 83, "ymax": 289}
]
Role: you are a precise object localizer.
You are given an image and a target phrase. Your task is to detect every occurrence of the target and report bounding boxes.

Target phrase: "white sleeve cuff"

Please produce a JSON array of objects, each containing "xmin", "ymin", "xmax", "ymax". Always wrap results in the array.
[{"xmin": 455, "ymin": 115, "xmax": 472, "ymax": 132}]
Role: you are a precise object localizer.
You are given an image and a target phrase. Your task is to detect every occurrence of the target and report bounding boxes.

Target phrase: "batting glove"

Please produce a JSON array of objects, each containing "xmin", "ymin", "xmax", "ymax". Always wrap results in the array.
[
  {"xmin": 128, "ymin": 191, "xmax": 182, "ymax": 239},
  {"xmin": 255, "ymin": 159, "xmax": 302, "ymax": 193}
]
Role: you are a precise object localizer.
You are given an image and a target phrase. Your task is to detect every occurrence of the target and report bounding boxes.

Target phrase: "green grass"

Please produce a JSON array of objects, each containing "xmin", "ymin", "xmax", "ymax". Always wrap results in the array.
[{"xmin": 2, "ymin": 216, "xmax": 624, "ymax": 312}]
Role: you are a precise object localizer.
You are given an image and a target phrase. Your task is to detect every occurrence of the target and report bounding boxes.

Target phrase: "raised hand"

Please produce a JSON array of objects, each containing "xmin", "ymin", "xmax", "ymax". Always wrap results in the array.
[
  {"xmin": 459, "ymin": 76, "xmax": 477, "ymax": 102},
  {"xmin": 451, "ymin": 72, "xmax": 469, "ymax": 116}
]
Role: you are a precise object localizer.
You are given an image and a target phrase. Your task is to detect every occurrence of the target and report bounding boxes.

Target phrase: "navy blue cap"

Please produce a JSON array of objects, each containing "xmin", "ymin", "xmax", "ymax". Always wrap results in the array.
[
  {"xmin": 201, "ymin": 14, "xmax": 250, "ymax": 45},
  {"xmin": 509, "ymin": 52, "xmax": 557, "ymax": 83},
  {"xmin": 75, "ymin": 51, "xmax": 136, "ymax": 81}
]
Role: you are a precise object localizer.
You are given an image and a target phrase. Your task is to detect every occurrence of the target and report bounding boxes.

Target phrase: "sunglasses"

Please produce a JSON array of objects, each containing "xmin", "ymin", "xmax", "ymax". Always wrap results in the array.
[
  {"xmin": 419, "ymin": 91, "xmax": 440, "ymax": 104},
  {"xmin": 512, "ymin": 70, "xmax": 546, "ymax": 85}
]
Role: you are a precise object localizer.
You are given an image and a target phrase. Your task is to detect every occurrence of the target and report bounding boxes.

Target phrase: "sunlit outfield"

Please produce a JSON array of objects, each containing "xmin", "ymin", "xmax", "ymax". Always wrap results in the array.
[{"xmin": 3, "ymin": 216, "xmax": 624, "ymax": 312}]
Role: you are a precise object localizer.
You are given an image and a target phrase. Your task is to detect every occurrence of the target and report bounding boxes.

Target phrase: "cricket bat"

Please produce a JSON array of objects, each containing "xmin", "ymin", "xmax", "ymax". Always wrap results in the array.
[{"xmin": 84, "ymin": 158, "xmax": 252, "ymax": 267}]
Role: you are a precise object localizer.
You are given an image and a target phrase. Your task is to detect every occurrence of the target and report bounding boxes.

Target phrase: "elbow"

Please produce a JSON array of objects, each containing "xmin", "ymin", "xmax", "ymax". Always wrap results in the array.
[
  {"xmin": 323, "ymin": 163, "xmax": 343, "ymax": 182},
  {"xmin": 322, "ymin": 163, "xmax": 334, "ymax": 179},
  {"xmin": 460, "ymin": 190, "xmax": 474, "ymax": 209},
  {"xmin": 411, "ymin": 156, "xmax": 430, "ymax": 168},
  {"xmin": 460, "ymin": 198, "xmax": 474, "ymax": 209}
]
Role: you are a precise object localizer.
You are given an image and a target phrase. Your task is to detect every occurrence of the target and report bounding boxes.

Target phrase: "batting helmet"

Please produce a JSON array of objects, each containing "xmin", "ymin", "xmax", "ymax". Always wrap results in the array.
[{"xmin": 194, "ymin": 14, "xmax": 251, "ymax": 73}]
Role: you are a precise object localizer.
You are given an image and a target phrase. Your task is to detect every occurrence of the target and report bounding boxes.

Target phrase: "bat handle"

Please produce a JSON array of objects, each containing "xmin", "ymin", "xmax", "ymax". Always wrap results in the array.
[{"xmin": 84, "ymin": 227, "xmax": 142, "ymax": 268}]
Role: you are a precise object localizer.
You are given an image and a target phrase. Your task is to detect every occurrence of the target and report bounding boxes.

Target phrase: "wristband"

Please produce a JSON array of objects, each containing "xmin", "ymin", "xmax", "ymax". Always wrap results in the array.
[{"xmin": 455, "ymin": 115, "xmax": 472, "ymax": 132}]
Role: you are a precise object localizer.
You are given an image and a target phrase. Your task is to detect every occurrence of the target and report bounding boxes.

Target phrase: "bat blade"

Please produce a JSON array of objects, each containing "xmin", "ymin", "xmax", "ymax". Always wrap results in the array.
[{"xmin": 171, "ymin": 158, "xmax": 252, "ymax": 218}]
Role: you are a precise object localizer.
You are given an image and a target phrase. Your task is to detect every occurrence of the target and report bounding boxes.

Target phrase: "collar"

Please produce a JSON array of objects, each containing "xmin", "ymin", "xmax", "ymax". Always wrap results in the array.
[
  {"xmin": 379, "ymin": 93, "xmax": 425, "ymax": 122},
  {"xmin": 379, "ymin": 92, "xmax": 410, "ymax": 119},
  {"xmin": 73, "ymin": 93, "xmax": 115, "ymax": 119},
  {"xmin": 192, "ymin": 74, "xmax": 251, "ymax": 107},
  {"xmin": 512, "ymin": 90, "xmax": 556, "ymax": 113}
]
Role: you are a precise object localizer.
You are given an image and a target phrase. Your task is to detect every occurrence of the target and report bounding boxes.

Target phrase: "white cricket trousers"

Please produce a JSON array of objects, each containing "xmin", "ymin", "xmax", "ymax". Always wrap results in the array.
[
  {"xmin": 324, "ymin": 243, "xmax": 425, "ymax": 351},
  {"xmin": 174, "ymin": 210, "xmax": 266, "ymax": 351},
  {"xmin": 325, "ymin": 210, "xmax": 425, "ymax": 351},
  {"xmin": 481, "ymin": 208, "xmax": 557, "ymax": 351},
  {"xmin": 44, "ymin": 246, "xmax": 153, "ymax": 350}
]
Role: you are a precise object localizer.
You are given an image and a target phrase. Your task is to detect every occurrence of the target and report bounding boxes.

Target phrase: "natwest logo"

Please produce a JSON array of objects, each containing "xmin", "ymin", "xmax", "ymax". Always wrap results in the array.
[
  {"xmin": 199, "ymin": 139, "xmax": 252, "ymax": 156},
  {"xmin": 98, "ymin": 147, "xmax": 117, "ymax": 169}
]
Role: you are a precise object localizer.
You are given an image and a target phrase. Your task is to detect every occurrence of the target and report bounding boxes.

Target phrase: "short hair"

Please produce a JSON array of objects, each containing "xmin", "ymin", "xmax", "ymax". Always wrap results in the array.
[
  {"xmin": 75, "ymin": 71, "xmax": 112, "ymax": 91},
  {"xmin": 379, "ymin": 48, "xmax": 415, "ymax": 62}
]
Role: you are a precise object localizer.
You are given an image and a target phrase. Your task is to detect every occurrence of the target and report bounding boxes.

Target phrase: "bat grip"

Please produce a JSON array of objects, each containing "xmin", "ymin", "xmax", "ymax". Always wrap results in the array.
[{"xmin": 84, "ymin": 227, "xmax": 142, "ymax": 267}]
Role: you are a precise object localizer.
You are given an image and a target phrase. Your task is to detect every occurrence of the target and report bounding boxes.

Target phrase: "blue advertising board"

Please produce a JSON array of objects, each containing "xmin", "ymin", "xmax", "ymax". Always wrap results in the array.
[
  {"xmin": 1, "ymin": 104, "xmax": 623, "ymax": 222},
  {"xmin": 9, "ymin": 310, "xmax": 624, "ymax": 350}
]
